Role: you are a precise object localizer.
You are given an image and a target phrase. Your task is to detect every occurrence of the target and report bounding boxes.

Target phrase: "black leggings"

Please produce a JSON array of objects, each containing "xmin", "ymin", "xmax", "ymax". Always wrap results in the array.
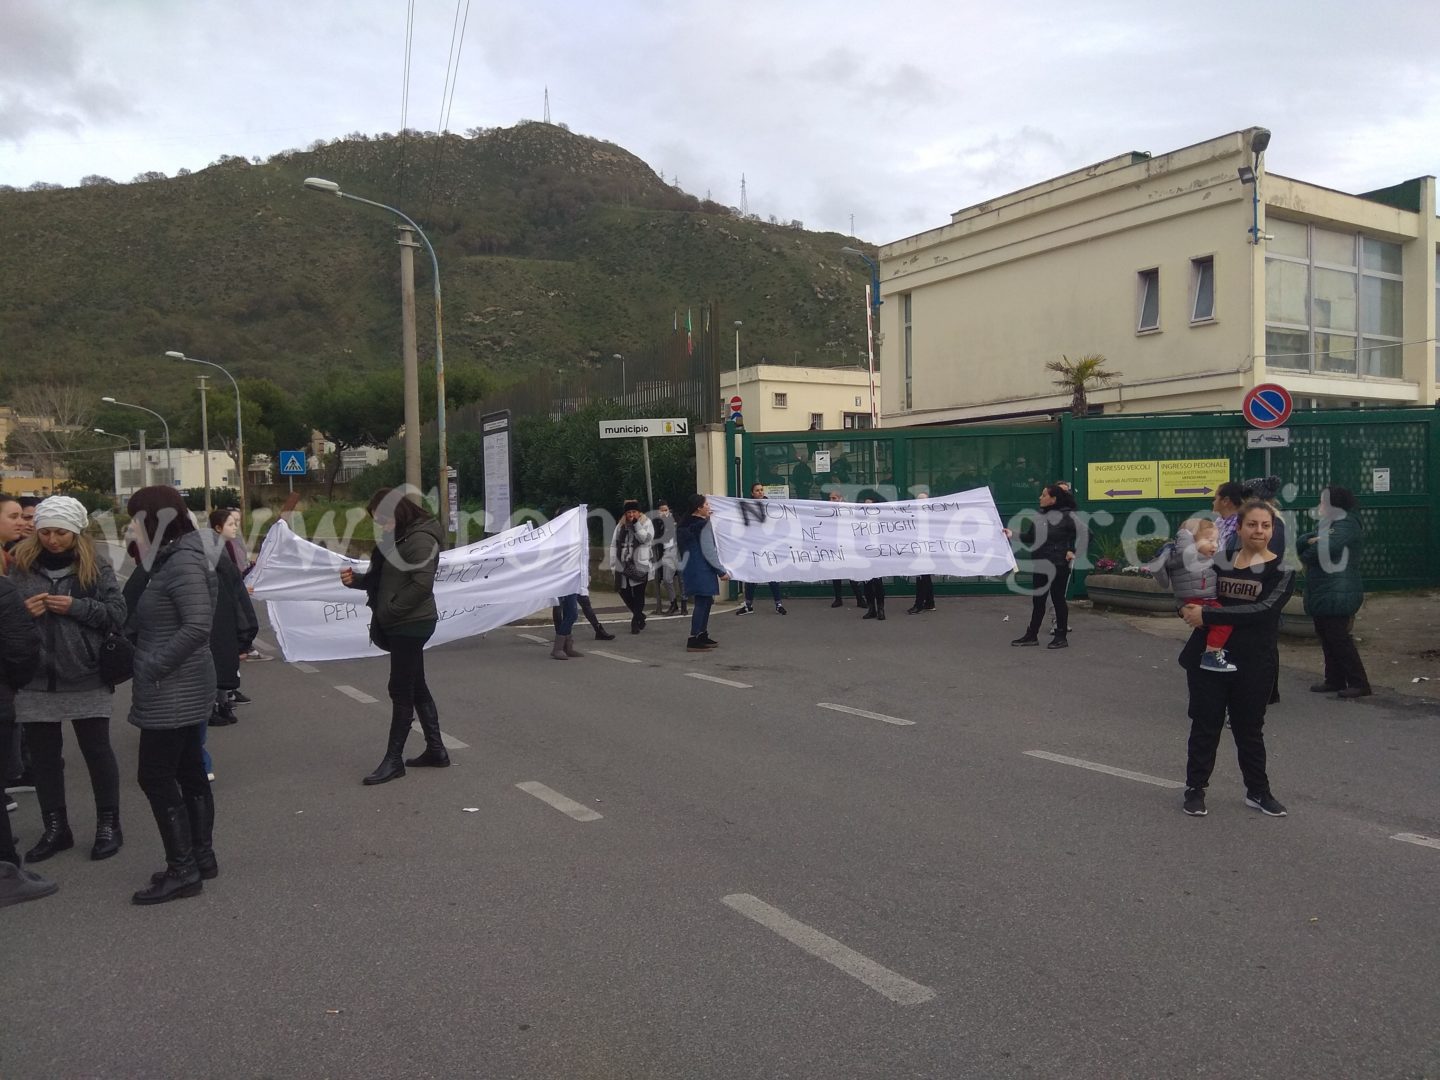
[
  {"xmin": 137, "ymin": 724, "xmax": 209, "ymax": 812},
  {"xmin": 27, "ymin": 716, "xmax": 121, "ymax": 816},
  {"xmin": 1025, "ymin": 560, "xmax": 1071, "ymax": 636},
  {"xmin": 387, "ymin": 636, "xmax": 435, "ymax": 724},
  {"xmin": 1184, "ymin": 662, "xmax": 1274, "ymax": 795},
  {"xmin": 618, "ymin": 583, "xmax": 647, "ymax": 627}
]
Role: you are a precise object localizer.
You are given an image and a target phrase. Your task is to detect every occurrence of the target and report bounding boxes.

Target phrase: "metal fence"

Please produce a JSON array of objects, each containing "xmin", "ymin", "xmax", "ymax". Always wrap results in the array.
[
  {"xmin": 449, "ymin": 301, "xmax": 725, "ymax": 435},
  {"xmin": 739, "ymin": 406, "xmax": 1440, "ymax": 595}
]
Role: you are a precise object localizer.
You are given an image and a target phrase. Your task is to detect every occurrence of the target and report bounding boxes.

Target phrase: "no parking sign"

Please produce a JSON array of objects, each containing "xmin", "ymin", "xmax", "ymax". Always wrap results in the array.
[{"xmin": 1243, "ymin": 384, "xmax": 1293, "ymax": 429}]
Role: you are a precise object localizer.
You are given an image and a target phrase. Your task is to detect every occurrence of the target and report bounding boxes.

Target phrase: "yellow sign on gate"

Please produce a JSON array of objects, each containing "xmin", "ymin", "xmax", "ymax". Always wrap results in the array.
[
  {"xmin": 1087, "ymin": 460, "xmax": 1158, "ymax": 500},
  {"xmin": 1158, "ymin": 459, "xmax": 1230, "ymax": 500}
]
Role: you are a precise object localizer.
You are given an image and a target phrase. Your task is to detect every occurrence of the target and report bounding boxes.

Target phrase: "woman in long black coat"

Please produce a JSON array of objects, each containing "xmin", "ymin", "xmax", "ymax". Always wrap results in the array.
[{"xmin": 206, "ymin": 509, "xmax": 258, "ymax": 728}]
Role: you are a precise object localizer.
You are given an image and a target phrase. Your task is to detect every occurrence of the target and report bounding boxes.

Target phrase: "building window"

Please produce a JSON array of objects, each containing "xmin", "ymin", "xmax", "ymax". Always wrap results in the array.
[
  {"xmin": 1265, "ymin": 221, "xmax": 1404, "ymax": 377},
  {"xmin": 902, "ymin": 293, "xmax": 913, "ymax": 410},
  {"xmin": 1190, "ymin": 257, "xmax": 1215, "ymax": 322},
  {"xmin": 808, "ymin": 412, "xmax": 824, "ymax": 430},
  {"xmin": 1137, "ymin": 268, "xmax": 1160, "ymax": 332},
  {"xmin": 772, "ymin": 392, "xmax": 788, "ymax": 408},
  {"xmin": 842, "ymin": 412, "xmax": 873, "ymax": 430}
]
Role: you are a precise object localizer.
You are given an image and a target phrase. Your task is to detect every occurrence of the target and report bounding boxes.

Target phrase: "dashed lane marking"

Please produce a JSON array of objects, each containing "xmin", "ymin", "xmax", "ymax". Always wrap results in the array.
[
  {"xmin": 686, "ymin": 672, "xmax": 752, "ymax": 689},
  {"xmin": 1024, "ymin": 750, "xmax": 1184, "ymax": 789},
  {"xmin": 590, "ymin": 650, "xmax": 643, "ymax": 664},
  {"xmin": 1392, "ymin": 833, "xmax": 1440, "ymax": 851},
  {"xmin": 334, "ymin": 685, "xmax": 380, "ymax": 705},
  {"xmin": 292, "ymin": 662, "xmax": 319, "ymax": 674},
  {"xmin": 515, "ymin": 782, "xmax": 603, "ymax": 822},
  {"xmin": 410, "ymin": 721, "xmax": 469, "ymax": 749},
  {"xmin": 816, "ymin": 702, "xmax": 914, "ymax": 727},
  {"xmin": 518, "ymin": 633, "xmax": 550, "ymax": 645},
  {"xmin": 721, "ymin": 893, "xmax": 937, "ymax": 1007}
]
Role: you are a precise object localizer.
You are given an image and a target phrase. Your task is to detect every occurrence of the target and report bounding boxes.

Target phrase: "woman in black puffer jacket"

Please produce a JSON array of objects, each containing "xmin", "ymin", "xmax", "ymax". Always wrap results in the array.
[
  {"xmin": 125, "ymin": 486, "xmax": 219, "ymax": 906},
  {"xmin": 1006, "ymin": 483, "xmax": 1078, "ymax": 649}
]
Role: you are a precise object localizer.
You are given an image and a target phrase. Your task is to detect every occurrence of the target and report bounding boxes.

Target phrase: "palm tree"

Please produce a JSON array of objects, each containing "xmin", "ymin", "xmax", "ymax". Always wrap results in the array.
[{"xmin": 1046, "ymin": 353, "xmax": 1122, "ymax": 417}]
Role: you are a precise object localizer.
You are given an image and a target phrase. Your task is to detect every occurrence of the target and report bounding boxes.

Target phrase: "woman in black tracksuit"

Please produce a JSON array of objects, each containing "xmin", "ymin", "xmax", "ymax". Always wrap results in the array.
[
  {"xmin": 1178, "ymin": 500, "xmax": 1295, "ymax": 818},
  {"xmin": 1007, "ymin": 484, "xmax": 1077, "ymax": 649}
]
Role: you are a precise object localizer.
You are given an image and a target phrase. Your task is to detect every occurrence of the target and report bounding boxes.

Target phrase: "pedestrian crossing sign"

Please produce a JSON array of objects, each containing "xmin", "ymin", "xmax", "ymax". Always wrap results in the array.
[{"xmin": 278, "ymin": 450, "xmax": 307, "ymax": 477}]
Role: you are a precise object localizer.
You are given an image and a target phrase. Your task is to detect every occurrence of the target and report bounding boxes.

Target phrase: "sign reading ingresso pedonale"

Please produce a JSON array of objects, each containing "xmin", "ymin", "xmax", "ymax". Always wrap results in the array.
[{"xmin": 598, "ymin": 418, "xmax": 689, "ymax": 439}]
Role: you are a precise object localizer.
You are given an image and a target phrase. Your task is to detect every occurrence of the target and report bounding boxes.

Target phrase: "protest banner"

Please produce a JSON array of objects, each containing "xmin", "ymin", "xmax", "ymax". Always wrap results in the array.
[
  {"xmin": 707, "ymin": 490, "xmax": 1016, "ymax": 584},
  {"xmin": 248, "ymin": 507, "xmax": 589, "ymax": 662}
]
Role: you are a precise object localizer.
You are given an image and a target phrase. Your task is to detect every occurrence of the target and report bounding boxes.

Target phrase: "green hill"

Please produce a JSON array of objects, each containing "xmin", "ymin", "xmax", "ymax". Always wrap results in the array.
[{"xmin": 0, "ymin": 123, "xmax": 874, "ymax": 414}]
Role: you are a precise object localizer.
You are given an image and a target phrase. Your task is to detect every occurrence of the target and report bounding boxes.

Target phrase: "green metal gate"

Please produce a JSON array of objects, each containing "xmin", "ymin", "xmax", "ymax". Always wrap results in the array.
[{"xmin": 735, "ymin": 405, "xmax": 1440, "ymax": 597}]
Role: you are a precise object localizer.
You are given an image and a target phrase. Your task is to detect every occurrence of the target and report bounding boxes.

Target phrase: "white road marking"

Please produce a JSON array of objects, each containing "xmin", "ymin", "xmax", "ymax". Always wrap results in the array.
[
  {"xmin": 410, "ymin": 721, "xmax": 469, "ymax": 749},
  {"xmin": 686, "ymin": 672, "xmax": 752, "ymax": 689},
  {"xmin": 1024, "ymin": 750, "xmax": 1184, "ymax": 789},
  {"xmin": 292, "ymin": 662, "xmax": 319, "ymax": 674},
  {"xmin": 816, "ymin": 702, "xmax": 914, "ymax": 727},
  {"xmin": 721, "ymin": 894, "xmax": 936, "ymax": 1007},
  {"xmin": 590, "ymin": 649, "xmax": 643, "ymax": 664},
  {"xmin": 1391, "ymin": 833, "xmax": 1440, "ymax": 851},
  {"xmin": 518, "ymin": 633, "xmax": 550, "ymax": 645},
  {"xmin": 334, "ymin": 684, "xmax": 379, "ymax": 705},
  {"xmin": 515, "ymin": 782, "xmax": 603, "ymax": 822}
]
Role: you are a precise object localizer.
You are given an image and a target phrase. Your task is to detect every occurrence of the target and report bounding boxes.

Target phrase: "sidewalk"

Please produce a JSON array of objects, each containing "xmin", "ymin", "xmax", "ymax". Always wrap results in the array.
[{"xmin": 1089, "ymin": 590, "xmax": 1440, "ymax": 704}]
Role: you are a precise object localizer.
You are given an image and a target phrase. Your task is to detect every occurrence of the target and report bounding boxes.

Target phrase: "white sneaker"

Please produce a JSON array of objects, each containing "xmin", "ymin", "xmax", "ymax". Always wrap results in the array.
[{"xmin": 5, "ymin": 797, "xmax": 16, "ymax": 813}]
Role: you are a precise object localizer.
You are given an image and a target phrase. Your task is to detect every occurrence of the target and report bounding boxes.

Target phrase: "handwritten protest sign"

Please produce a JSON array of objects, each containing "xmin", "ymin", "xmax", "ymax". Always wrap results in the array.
[
  {"xmin": 248, "ymin": 507, "xmax": 589, "ymax": 662},
  {"xmin": 707, "ymin": 489, "xmax": 1016, "ymax": 584}
]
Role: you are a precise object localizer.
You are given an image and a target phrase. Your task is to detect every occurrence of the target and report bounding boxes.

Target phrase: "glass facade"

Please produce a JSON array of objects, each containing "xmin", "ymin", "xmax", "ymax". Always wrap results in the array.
[{"xmin": 1265, "ymin": 221, "xmax": 1404, "ymax": 378}]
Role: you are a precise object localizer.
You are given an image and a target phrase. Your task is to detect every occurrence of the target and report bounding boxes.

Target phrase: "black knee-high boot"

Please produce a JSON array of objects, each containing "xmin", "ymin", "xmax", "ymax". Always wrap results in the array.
[
  {"xmin": 363, "ymin": 715, "xmax": 411, "ymax": 786},
  {"xmin": 406, "ymin": 700, "xmax": 450, "ymax": 767},
  {"xmin": 132, "ymin": 801, "xmax": 202, "ymax": 905}
]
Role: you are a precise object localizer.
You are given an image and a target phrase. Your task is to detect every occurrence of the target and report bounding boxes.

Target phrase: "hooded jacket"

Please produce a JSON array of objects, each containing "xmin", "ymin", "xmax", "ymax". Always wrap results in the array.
[
  {"xmin": 126, "ymin": 530, "xmax": 219, "ymax": 730},
  {"xmin": 1297, "ymin": 516, "xmax": 1365, "ymax": 617},
  {"xmin": 0, "ymin": 576, "xmax": 40, "ymax": 723},
  {"xmin": 346, "ymin": 516, "xmax": 444, "ymax": 630},
  {"xmin": 7, "ymin": 551, "xmax": 127, "ymax": 693},
  {"xmin": 1150, "ymin": 528, "xmax": 1217, "ymax": 602},
  {"xmin": 677, "ymin": 515, "xmax": 725, "ymax": 596}
]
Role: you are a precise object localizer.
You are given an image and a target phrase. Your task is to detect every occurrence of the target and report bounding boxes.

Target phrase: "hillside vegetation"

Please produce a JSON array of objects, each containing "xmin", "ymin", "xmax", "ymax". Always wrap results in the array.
[{"xmin": 0, "ymin": 123, "xmax": 873, "ymax": 413}]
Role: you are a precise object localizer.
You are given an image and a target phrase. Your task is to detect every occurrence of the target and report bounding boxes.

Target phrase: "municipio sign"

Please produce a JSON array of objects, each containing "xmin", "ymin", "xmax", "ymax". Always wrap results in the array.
[{"xmin": 598, "ymin": 418, "xmax": 690, "ymax": 440}]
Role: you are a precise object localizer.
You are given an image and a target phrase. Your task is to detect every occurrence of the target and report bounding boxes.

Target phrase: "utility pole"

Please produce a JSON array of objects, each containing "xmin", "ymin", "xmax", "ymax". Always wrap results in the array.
[
  {"xmin": 198, "ymin": 375, "xmax": 212, "ymax": 517},
  {"xmin": 137, "ymin": 428, "xmax": 148, "ymax": 491},
  {"xmin": 397, "ymin": 225, "xmax": 423, "ymax": 500}
]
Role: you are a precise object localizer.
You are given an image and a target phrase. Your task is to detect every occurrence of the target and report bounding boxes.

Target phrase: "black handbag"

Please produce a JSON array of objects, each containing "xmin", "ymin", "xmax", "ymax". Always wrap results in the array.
[{"xmin": 98, "ymin": 633, "xmax": 135, "ymax": 688}]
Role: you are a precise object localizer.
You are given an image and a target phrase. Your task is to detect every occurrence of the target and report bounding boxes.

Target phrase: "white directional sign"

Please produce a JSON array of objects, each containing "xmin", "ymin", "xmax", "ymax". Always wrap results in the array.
[{"xmin": 598, "ymin": 418, "xmax": 690, "ymax": 439}]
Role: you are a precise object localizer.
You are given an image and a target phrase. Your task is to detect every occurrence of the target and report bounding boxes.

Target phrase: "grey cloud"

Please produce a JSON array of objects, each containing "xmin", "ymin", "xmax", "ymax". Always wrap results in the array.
[{"xmin": 0, "ymin": 0, "xmax": 135, "ymax": 141}]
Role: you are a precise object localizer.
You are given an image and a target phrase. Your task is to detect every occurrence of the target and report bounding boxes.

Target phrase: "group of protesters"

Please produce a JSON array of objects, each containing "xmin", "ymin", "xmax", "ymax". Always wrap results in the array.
[{"xmin": 2, "ymin": 488, "xmax": 263, "ymax": 910}]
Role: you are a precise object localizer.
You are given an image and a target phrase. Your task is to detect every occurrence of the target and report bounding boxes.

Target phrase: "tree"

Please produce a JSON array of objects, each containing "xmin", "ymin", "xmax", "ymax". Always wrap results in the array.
[
  {"xmin": 301, "ymin": 371, "xmax": 409, "ymax": 497},
  {"xmin": 2, "ymin": 384, "xmax": 96, "ymax": 480},
  {"xmin": 1045, "ymin": 353, "xmax": 1122, "ymax": 417},
  {"xmin": 80, "ymin": 175, "xmax": 117, "ymax": 187}
]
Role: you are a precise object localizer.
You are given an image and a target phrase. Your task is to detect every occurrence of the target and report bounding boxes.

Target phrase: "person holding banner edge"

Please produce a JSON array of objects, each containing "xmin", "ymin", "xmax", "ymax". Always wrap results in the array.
[
  {"xmin": 340, "ymin": 488, "xmax": 449, "ymax": 785},
  {"xmin": 1004, "ymin": 484, "xmax": 1078, "ymax": 648},
  {"xmin": 736, "ymin": 483, "xmax": 787, "ymax": 616},
  {"xmin": 677, "ymin": 494, "xmax": 727, "ymax": 652}
]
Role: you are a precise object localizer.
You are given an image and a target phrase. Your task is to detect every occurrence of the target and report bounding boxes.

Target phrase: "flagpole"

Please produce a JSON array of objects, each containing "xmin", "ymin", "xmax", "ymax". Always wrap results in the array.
[{"xmin": 865, "ymin": 283, "xmax": 879, "ymax": 428}]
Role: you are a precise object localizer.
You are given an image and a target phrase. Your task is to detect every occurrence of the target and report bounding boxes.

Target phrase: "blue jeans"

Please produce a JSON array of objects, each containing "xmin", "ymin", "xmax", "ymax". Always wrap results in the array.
[
  {"xmin": 743, "ymin": 581, "xmax": 782, "ymax": 606},
  {"xmin": 556, "ymin": 594, "xmax": 579, "ymax": 636},
  {"xmin": 690, "ymin": 594, "xmax": 714, "ymax": 637}
]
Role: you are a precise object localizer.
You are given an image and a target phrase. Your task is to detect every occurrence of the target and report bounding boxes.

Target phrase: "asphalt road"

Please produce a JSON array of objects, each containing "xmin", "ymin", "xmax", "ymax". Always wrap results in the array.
[{"xmin": 4, "ymin": 596, "xmax": 1438, "ymax": 1079}]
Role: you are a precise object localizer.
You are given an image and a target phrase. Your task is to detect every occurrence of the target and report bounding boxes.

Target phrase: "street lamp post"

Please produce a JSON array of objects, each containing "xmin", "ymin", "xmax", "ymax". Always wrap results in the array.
[
  {"xmin": 101, "ymin": 397, "xmax": 172, "ymax": 486},
  {"xmin": 167, "ymin": 350, "xmax": 245, "ymax": 524},
  {"xmin": 196, "ymin": 375, "xmax": 212, "ymax": 517},
  {"xmin": 840, "ymin": 247, "xmax": 882, "ymax": 427},
  {"xmin": 302, "ymin": 177, "xmax": 450, "ymax": 537},
  {"xmin": 613, "ymin": 353, "xmax": 625, "ymax": 398},
  {"xmin": 733, "ymin": 320, "xmax": 742, "ymax": 399}
]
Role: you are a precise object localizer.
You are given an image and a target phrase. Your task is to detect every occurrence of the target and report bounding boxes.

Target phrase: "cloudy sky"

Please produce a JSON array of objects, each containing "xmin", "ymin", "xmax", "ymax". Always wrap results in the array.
[{"xmin": 3, "ymin": 0, "xmax": 1437, "ymax": 242}]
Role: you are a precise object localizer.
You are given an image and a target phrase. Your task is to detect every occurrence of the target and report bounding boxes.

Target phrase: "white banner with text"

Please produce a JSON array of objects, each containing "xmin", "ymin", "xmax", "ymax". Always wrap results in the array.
[
  {"xmin": 707, "ymin": 490, "xmax": 1017, "ymax": 584},
  {"xmin": 247, "ymin": 507, "xmax": 589, "ymax": 662}
]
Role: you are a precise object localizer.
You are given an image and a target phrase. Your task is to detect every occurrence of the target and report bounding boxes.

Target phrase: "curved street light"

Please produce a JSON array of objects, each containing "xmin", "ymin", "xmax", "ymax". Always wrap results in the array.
[
  {"xmin": 101, "ymin": 396, "xmax": 172, "ymax": 486},
  {"xmin": 302, "ymin": 176, "xmax": 450, "ymax": 534},
  {"xmin": 166, "ymin": 350, "xmax": 245, "ymax": 522}
]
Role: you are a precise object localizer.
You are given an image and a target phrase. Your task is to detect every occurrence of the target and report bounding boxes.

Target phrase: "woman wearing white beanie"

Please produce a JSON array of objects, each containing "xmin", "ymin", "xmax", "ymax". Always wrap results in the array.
[{"xmin": 7, "ymin": 496, "xmax": 128, "ymax": 863}]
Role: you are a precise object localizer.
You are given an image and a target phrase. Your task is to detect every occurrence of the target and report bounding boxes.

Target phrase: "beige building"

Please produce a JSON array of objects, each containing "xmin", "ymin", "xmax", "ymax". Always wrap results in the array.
[
  {"xmin": 719, "ymin": 364, "xmax": 879, "ymax": 432},
  {"xmin": 112, "ymin": 449, "xmax": 239, "ymax": 499},
  {"xmin": 878, "ymin": 128, "xmax": 1439, "ymax": 423}
]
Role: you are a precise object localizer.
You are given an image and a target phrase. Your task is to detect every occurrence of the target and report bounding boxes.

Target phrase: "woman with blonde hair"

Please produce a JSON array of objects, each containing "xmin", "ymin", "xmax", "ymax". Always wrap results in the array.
[{"xmin": 8, "ymin": 496, "xmax": 127, "ymax": 862}]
